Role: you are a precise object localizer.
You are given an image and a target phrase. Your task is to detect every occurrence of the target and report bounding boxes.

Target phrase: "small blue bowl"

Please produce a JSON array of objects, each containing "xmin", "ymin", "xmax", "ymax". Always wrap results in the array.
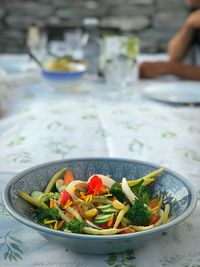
[
  {"xmin": 42, "ymin": 63, "xmax": 86, "ymax": 80},
  {"xmin": 3, "ymin": 158, "xmax": 197, "ymax": 254},
  {"xmin": 41, "ymin": 62, "xmax": 86, "ymax": 91}
]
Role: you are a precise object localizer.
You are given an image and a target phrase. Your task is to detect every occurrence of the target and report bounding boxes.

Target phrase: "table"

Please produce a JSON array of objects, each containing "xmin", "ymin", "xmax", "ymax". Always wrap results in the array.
[{"xmin": 0, "ymin": 54, "xmax": 200, "ymax": 267}]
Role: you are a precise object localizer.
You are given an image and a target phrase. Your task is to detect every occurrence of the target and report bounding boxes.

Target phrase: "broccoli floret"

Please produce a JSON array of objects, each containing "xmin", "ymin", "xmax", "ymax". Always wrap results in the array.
[
  {"xmin": 125, "ymin": 199, "xmax": 151, "ymax": 226},
  {"xmin": 110, "ymin": 182, "xmax": 125, "ymax": 203},
  {"xmin": 131, "ymin": 180, "xmax": 151, "ymax": 205},
  {"xmin": 65, "ymin": 220, "xmax": 85, "ymax": 233},
  {"xmin": 35, "ymin": 208, "xmax": 60, "ymax": 224}
]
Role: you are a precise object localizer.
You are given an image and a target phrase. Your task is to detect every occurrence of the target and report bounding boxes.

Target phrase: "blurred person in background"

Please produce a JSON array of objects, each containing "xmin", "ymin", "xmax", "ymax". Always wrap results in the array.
[{"xmin": 140, "ymin": 0, "xmax": 200, "ymax": 81}]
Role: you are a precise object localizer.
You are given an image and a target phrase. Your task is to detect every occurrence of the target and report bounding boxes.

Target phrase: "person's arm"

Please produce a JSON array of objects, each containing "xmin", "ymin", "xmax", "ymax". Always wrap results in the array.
[
  {"xmin": 140, "ymin": 61, "xmax": 200, "ymax": 81},
  {"xmin": 187, "ymin": 0, "xmax": 200, "ymax": 9},
  {"xmin": 169, "ymin": 61, "xmax": 200, "ymax": 80},
  {"xmin": 168, "ymin": 9, "xmax": 200, "ymax": 61},
  {"xmin": 168, "ymin": 24, "xmax": 194, "ymax": 62}
]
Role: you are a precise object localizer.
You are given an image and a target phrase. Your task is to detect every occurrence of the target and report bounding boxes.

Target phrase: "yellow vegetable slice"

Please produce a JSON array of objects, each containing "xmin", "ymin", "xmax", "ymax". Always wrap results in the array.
[
  {"xmin": 44, "ymin": 220, "xmax": 56, "ymax": 224},
  {"xmin": 56, "ymin": 179, "xmax": 65, "ymax": 192},
  {"xmin": 112, "ymin": 199, "xmax": 126, "ymax": 210},
  {"xmin": 84, "ymin": 208, "xmax": 98, "ymax": 218}
]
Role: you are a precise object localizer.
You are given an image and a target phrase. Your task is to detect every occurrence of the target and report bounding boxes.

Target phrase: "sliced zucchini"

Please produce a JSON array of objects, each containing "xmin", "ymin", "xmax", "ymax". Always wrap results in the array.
[
  {"xmin": 94, "ymin": 213, "xmax": 114, "ymax": 223},
  {"xmin": 97, "ymin": 204, "xmax": 112, "ymax": 210},
  {"xmin": 101, "ymin": 208, "xmax": 118, "ymax": 214}
]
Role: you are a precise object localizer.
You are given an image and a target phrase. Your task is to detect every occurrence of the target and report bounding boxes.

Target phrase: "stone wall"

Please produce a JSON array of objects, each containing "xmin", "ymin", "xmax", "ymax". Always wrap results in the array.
[{"xmin": 0, "ymin": 0, "xmax": 188, "ymax": 53}]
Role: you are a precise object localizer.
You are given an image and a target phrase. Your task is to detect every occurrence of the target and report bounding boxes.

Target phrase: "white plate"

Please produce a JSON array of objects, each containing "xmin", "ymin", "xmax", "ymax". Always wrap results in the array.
[{"xmin": 142, "ymin": 81, "xmax": 200, "ymax": 104}]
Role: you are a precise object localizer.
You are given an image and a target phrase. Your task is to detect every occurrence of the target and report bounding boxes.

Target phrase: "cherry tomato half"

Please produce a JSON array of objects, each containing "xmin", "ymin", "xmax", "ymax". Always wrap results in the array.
[
  {"xmin": 58, "ymin": 190, "xmax": 73, "ymax": 206},
  {"xmin": 150, "ymin": 215, "xmax": 159, "ymax": 224}
]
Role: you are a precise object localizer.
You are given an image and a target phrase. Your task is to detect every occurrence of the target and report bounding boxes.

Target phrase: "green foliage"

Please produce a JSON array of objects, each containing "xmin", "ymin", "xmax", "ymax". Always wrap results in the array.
[
  {"xmin": 64, "ymin": 220, "xmax": 85, "ymax": 233},
  {"xmin": 6, "ymin": 152, "xmax": 32, "ymax": 164},
  {"xmin": 129, "ymin": 139, "xmax": 144, "ymax": 153},
  {"xmin": 1, "ymin": 232, "xmax": 23, "ymax": 262},
  {"xmin": 122, "ymin": 250, "xmax": 136, "ymax": 261},
  {"xmin": 131, "ymin": 180, "xmax": 151, "ymax": 204},
  {"xmin": 110, "ymin": 183, "xmax": 125, "ymax": 203},
  {"xmin": 48, "ymin": 141, "xmax": 76, "ymax": 158},
  {"xmin": 35, "ymin": 208, "xmax": 60, "ymax": 224},
  {"xmin": 105, "ymin": 254, "xmax": 117, "ymax": 265},
  {"xmin": 198, "ymin": 191, "xmax": 200, "ymax": 200},
  {"xmin": 161, "ymin": 131, "xmax": 176, "ymax": 139},
  {"xmin": 185, "ymin": 149, "xmax": 200, "ymax": 162},
  {"xmin": 0, "ymin": 201, "xmax": 10, "ymax": 216},
  {"xmin": 7, "ymin": 136, "xmax": 26, "ymax": 147},
  {"xmin": 126, "ymin": 199, "xmax": 151, "ymax": 226},
  {"xmin": 82, "ymin": 114, "xmax": 97, "ymax": 120},
  {"xmin": 105, "ymin": 250, "xmax": 136, "ymax": 267}
]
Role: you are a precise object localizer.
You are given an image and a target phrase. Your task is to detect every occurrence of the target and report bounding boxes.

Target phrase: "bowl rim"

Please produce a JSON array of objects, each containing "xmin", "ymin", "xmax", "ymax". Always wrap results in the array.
[{"xmin": 3, "ymin": 157, "xmax": 197, "ymax": 240}]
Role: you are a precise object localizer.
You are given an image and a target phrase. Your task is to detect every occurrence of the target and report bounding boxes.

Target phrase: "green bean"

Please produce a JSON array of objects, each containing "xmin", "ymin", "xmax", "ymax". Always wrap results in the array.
[
  {"xmin": 44, "ymin": 167, "xmax": 67, "ymax": 193},
  {"xmin": 82, "ymin": 227, "xmax": 129, "ymax": 235},
  {"xmin": 139, "ymin": 167, "xmax": 165, "ymax": 180},
  {"xmin": 114, "ymin": 204, "xmax": 129, "ymax": 229},
  {"xmin": 18, "ymin": 191, "xmax": 48, "ymax": 209},
  {"xmin": 127, "ymin": 167, "xmax": 164, "ymax": 187},
  {"xmin": 141, "ymin": 178, "xmax": 155, "ymax": 186},
  {"xmin": 131, "ymin": 224, "xmax": 154, "ymax": 231}
]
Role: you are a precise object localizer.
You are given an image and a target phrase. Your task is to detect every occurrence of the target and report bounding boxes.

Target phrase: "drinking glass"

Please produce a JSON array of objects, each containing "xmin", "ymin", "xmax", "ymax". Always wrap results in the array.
[{"xmin": 100, "ymin": 35, "xmax": 139, "ymax": 88}]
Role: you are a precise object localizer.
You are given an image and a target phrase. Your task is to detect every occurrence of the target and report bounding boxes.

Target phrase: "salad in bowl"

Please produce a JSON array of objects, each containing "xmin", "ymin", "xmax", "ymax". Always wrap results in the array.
[{"xmin": 18, "ymin": 167, "xmax": 170, "ymax": 235}]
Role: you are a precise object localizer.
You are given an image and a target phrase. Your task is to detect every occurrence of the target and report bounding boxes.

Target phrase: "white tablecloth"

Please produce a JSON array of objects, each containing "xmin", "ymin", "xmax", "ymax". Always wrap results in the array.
[{"xmin": 0, "ymin": 55, "xmax": 200, "ymax": 267}]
